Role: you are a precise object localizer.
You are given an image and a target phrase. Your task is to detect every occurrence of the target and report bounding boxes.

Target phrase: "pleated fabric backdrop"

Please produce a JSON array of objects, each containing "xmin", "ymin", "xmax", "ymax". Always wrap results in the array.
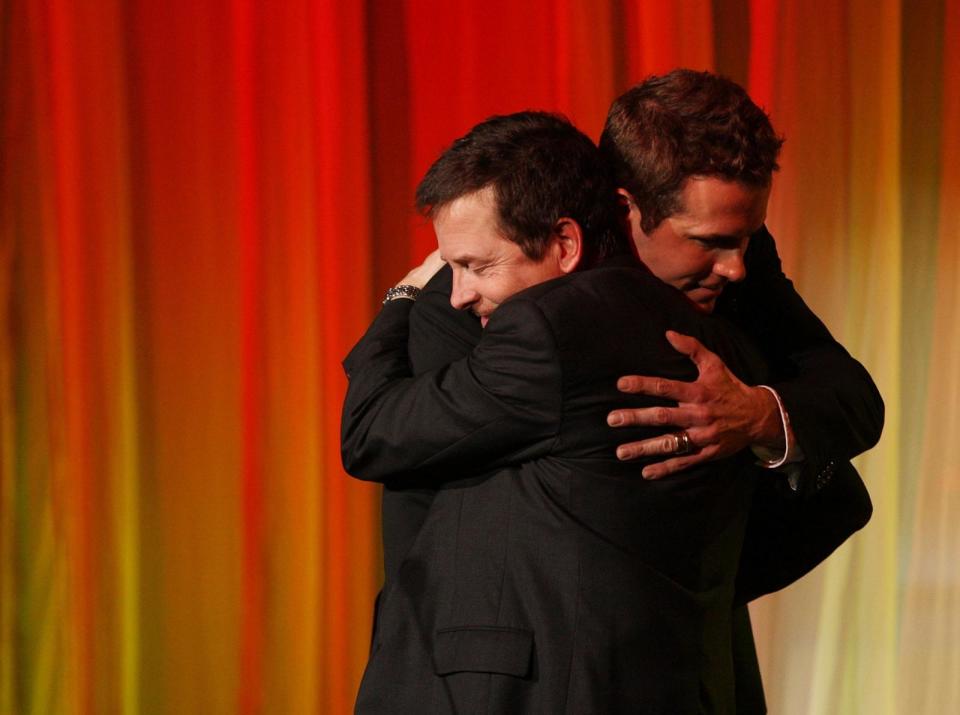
[{"xmin": 1, "ymin": 0, "xmax": 957, "ymax": 713}]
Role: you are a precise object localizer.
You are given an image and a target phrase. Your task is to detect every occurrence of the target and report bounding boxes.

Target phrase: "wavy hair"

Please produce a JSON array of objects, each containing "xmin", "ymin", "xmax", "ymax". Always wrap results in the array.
[{"xmin": 600, "ymin": 69, "xmax": 784, "ymax": 233}]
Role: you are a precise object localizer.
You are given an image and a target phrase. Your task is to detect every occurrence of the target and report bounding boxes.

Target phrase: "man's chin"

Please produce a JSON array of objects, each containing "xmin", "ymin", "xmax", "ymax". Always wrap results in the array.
[
  {"xmin": 684, "ymin": 286, "xmax": 723, "ymax": 313},
  {"xmin": 684, "ymin": 293, "xmax": 719, "ymax": 313}
]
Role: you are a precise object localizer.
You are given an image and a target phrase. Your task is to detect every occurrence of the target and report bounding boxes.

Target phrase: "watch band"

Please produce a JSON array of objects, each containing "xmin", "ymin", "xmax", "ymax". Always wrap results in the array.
[{"xmin": 383, "ymin": 284, "xmax": 422, "ymax": 304}]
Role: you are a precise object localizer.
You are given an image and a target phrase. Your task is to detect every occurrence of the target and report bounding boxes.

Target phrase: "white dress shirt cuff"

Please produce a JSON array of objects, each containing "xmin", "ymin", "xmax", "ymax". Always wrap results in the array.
[{"xmin": 750, "ymin": 385, "xmax": 804, "ymax": 469}]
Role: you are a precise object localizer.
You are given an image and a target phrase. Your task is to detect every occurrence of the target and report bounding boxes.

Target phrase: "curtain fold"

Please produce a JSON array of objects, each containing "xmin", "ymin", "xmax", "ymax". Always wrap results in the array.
[{"xmin": 898, "ymin": 0, "xmax": 960, "ymax": 710}]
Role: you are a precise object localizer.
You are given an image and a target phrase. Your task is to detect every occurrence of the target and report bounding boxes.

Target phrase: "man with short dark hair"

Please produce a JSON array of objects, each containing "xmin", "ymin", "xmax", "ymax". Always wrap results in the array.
[
  {"xmin": 603, "ymin": 69, "xmax": 783, "ymax": 239},
  {"xmin": 343, "ymin": 111, "xmax": 775, "ymax": 712},
  {"xmin": 596, "ymin": 70, "xmax": 881, "ymax": 591},
  {"xmin": 599, "ymin": 69, "xmax": 881, "ymax": 482},
  {"xmin": 595, "ymin": 69, "xmax": 883, "ymax": 712}
]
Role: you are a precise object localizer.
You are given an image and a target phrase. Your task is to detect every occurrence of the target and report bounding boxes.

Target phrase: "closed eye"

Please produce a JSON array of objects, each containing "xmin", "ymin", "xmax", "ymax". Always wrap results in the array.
[{"xmin": 691, "ymin": 235, "xmax": 745, "ymax": 250}]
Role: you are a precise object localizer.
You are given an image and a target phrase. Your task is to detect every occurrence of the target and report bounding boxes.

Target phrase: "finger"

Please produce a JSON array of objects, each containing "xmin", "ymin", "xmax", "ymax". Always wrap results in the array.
[
  {"xmin": 419, "ymin": 249, "xmax": 445, "ymax": 278},
  {"xmin": 640, "ymin": 452, "xmax": 708, "ymax": 480},
  {"xmin": 402, "ymin": 249, "xmax": 447, "ymax": 287},
  {"xmin": 614, "ymin": 433, "xmax": 686, "ymax": 460},
  {"xmin": 616, "ymin": 375, "xmax": 697, "ymax": 401},
  {"xmin": 608, "ymin": 405, "xmax": 703, "ymax": 428},
  {"xmin": 424, "ymin": 248, "xmax": 444, "ymax": 270},
  {"xmin": 665, "ymin": 331, "xmax": 716, "ymax": 368}
]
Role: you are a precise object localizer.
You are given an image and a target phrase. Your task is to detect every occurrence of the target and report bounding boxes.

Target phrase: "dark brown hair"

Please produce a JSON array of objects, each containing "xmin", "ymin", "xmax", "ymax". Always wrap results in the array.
[
  {"xmin": 600, "ymin": 69, "xmax": 784, "ymax": 232},
  {"xmin": 416, "ymin": 111, "xmax": 626, "ymax": 265}
]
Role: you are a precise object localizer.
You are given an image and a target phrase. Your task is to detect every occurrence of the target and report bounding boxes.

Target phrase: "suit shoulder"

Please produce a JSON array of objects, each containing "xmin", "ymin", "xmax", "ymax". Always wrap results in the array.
[{"xmin": 509, "ymin": 265, "xmax": 691, "ymax": 323}]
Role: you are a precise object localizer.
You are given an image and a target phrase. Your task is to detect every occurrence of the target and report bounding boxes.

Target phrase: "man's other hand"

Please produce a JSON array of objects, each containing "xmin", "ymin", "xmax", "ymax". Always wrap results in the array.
[
  {"xmin": 397, "ymin": 249, "xmax": 445, "ymax": 290},
  {"xmin": 607, "ymin": 331, "xmax": 784, "ymax": 479}
]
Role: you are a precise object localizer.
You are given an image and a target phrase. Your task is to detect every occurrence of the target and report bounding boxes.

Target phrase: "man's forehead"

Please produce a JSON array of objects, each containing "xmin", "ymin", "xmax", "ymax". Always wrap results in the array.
[
  {"xmin": 434, "ymin": 188, "xmax": 513, "ymax": 261},
  {"xmin": 678, "ymin": 176, "xmax": 770, "ymax": 207},
  {"xmin": 672, "ymin": 178, "xmax": 769, "ymax": 221}
]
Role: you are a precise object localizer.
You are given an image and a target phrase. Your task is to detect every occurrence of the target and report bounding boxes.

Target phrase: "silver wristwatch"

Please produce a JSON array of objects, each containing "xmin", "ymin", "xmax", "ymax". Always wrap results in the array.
[{"xmin": 383, "ymin": 284, "xmax": 422, "ymax": 304}]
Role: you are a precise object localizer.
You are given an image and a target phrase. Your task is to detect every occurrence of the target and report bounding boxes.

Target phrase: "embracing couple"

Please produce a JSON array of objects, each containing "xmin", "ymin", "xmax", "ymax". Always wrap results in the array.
[{"xmin": 341, "ymin": 69, "xmax": 882, "ymax": 714}]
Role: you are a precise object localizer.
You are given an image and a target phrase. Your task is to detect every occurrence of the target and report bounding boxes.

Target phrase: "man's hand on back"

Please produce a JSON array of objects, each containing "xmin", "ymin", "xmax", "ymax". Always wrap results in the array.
[{"xmin": 608, "ymin": 331, "xmax": 784, "ymax": 479}]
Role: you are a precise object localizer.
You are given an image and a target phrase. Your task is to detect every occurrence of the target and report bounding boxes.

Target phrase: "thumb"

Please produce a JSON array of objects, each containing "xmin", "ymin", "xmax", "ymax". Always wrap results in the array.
[
  {"xmin": 665, "ymin": 330, "xmax": 717, "ymax": 371},
  {"xmin": 665, "ymin": 330, "xmax": 703, "ymax": 357}
]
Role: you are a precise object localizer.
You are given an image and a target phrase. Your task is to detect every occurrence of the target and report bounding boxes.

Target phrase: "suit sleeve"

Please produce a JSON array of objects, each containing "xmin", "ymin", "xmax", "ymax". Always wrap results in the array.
[
  {"xmin": 408, "ymin": 265, "xmax": 482, "ymax": 372},
  {"xmin": 341, "ymin": 295, "xmax": 562, "ymax": 483},
  {"xmin": 734, "ymin": 461, "xmax": 872, "ymax": 605}
]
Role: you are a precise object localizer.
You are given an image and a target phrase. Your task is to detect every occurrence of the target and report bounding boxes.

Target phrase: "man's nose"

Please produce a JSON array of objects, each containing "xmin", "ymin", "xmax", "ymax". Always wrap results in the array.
[
  {"xmin": 713, "ymin": 250, "xmax": 747, "ymax": 283},
  {"xmin": 449, "ymin": 273, "xmax": 479, "ymax": 310}
]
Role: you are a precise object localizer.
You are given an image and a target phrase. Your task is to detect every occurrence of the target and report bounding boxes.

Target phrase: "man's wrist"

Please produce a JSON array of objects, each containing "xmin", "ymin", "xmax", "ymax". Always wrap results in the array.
[
  {"xmin": 383, "ymin": 284, "xmax": 422, "ymax": 303},
  {"xmin": 751, "ymin": 385, "xmax": 787, "ymax": 450},
  {"xmin": 751, "ymin": 385, "xmax": 802, "ymax": 469}
]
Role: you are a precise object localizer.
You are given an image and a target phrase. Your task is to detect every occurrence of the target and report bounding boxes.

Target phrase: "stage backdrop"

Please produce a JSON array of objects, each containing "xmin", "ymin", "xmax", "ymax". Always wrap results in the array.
[{"xmin": 2, "ymin": 0, "xmax": 957, "ymax": 713}]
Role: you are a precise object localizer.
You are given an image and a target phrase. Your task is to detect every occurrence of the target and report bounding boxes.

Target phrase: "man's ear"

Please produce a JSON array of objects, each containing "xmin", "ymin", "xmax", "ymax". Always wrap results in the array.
[
  {"xmin": 551, "ymin": 218, "xmax": 583, "ymax": 273},
  {"xmin": 616, "ymin": 187, "xmax": 640, "ymax": 224},
  {"xmin": 616, "ymin": 188, "xmax": 647, "ymax": 245}
]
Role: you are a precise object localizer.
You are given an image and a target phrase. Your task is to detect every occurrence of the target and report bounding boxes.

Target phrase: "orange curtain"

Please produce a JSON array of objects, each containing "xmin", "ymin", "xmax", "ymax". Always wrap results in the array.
[{"xmin": 2, "ymin": 1, "xmax": 957, "ymax": 713}]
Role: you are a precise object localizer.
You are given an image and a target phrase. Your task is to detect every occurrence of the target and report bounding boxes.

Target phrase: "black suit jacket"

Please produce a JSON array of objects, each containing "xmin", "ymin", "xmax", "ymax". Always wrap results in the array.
[{"xmin": 343, "ymin": 259, "xmax": 773, "ymax": 713}]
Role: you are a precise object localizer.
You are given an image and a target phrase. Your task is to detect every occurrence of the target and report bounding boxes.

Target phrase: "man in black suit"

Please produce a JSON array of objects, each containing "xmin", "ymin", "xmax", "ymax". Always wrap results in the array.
[
  {"xmin": 596, "ymin": 70, "xmax": 883, "ymax": 711},
  {"xmin": 343, "ymin": 111, "xmax": 792, "ymax": 712}
]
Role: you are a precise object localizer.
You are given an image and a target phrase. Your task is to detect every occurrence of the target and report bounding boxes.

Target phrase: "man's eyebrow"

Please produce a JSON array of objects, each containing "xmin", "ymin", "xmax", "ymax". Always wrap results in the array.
[
  {"xmin": 444, "ymin": 253, "xmax": 482, "ymax": 265},
  {"xmin": 688, "ymin": 232, "xmax": 742, "ymax": 242}
]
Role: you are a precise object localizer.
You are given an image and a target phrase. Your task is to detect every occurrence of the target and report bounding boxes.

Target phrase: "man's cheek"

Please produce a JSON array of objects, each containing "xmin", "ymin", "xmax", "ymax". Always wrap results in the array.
[{"xmin": 486, "ymin": 281, "xmax": 510, "ymax": 306}]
